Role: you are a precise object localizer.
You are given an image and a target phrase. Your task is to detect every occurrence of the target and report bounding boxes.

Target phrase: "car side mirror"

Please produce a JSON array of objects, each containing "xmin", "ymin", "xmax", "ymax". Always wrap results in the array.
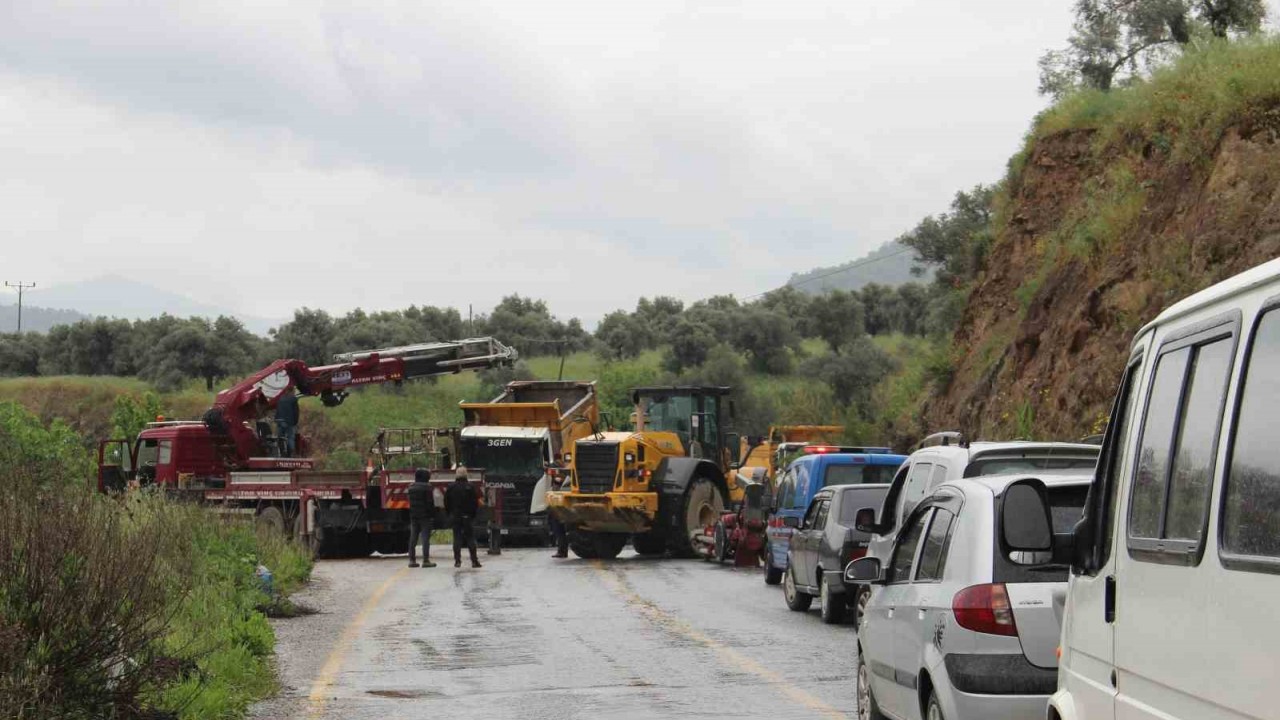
[
  {"xmin": 782, "ymin": 515, "xmax": 800, "ymax": 529},
  {"xmin": 1000, "ymin": 479, "xmax": 1055, "ymax": 564},
  {"xmin": 844, "ymin": 556, "xmax": 885, "ymax": 585},
  {"xmin": 854, "ymin": 507, "xmax": 879, "ymax": 534}
]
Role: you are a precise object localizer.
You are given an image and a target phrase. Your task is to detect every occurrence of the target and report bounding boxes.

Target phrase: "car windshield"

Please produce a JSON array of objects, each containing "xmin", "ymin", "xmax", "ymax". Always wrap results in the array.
[
  {"xmin": 823, "ymin": 463, "xmax": 898, "ymax": 487},
  {"xmin": 963, "ymin": 455, "xmax": 1098, "ymax": 477},
  {"xmin": 460, "ymin": 438, "xmax": 545, "ymax": 478},
  {"xmin": 994, "ymin": 483, "xmax": 1090, "ymax": 582}
]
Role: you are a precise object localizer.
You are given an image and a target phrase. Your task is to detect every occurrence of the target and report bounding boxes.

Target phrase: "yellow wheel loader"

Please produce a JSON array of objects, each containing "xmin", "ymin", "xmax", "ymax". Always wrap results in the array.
[{"xmin": 546, "ymin": 386, "xmax": 744, "ymax": 559}]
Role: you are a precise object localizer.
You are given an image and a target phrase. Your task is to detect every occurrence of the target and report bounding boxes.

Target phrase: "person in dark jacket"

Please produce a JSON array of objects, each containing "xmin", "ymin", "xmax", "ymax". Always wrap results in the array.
[
  {"xmin": 444, "ymin": 467, "xmax": 482, "ymax": 568},
  {"xmin": 549, "ymin": 473, "xmax": 570, "ymax": 559},
  {"xmin": 275, "ymin": 391, "xmax": 300, "ymax": 457},
  {"xmin": 407, "ymin": 469, "xmax": 436, "ymax": 568}
]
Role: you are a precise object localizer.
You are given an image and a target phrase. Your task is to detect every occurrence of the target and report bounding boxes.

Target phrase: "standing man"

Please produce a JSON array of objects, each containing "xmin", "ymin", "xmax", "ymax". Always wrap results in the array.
[
  {"xmin": 275, "ymin": 391, "xmax": 300, "ymax": 457},
  {"xmin": 407, "ymin": 468, "xmax": 436, "ymax": 568},
  {"xmin": 444, "ymin": 467, "xmax": 482, "ymax": 569},
  {"xmin": 549, "ymin": 473, "xmax": 570, "ymax": 559}
]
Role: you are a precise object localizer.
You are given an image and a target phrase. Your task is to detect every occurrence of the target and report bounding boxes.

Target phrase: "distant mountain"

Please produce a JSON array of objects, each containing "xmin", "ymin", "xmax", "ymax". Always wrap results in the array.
[
  {"xmin": 787, "ymin": 241, "xmax": 933, "ymax": 294},
  {"xmin": 0, "ymin": 304, "xmax": 88, "ymax": 333},
  {"xmin": 20, "ymin": 275, "xmax": 283, "ymax": 335}
]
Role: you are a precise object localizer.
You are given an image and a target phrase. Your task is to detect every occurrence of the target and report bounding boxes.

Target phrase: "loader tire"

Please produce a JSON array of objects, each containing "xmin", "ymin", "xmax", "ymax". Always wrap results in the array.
[
  {"xmin": 633, "ymin": 532, "xmax": 666, "ymax": 556},
  {"xmin": 667, "ymin": 476, "xmax": 725, "ymax": 558},
  {"xmin": 255, "ymin": 506, "xmax": 287, "ymax": 537},
  {"xmin": 593, "ymin": 532, "xmax": 628, "ymax": 560},
  {"xmin": 569, "ymin": 530, "xmax": 601, "ymax": 559}
]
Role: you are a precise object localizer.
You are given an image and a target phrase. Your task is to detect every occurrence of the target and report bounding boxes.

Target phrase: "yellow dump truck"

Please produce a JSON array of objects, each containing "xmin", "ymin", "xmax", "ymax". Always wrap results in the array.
[
  {"xmin": 735, "ymin": 424, "xmax": 845, "ymax": 488},
  {"xmin": 547, "ymin": 386, "xmax": 744, "ymax": 559},
  {"xmin": 458, "ymin": 381, "xmax": 598, "ymax": 539}
]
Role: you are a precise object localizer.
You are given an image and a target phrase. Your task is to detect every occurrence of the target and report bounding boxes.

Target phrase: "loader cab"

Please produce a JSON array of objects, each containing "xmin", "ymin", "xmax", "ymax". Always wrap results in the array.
[{"xmin": 632, "ymin": 386, "xmax": 733, "ymax": 470}]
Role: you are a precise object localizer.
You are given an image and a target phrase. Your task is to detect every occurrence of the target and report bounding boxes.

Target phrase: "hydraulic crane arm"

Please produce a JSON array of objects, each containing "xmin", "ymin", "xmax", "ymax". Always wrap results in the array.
[{"xmin": 203, "ymin": 337, "xmax": 518, "ymax": 466}]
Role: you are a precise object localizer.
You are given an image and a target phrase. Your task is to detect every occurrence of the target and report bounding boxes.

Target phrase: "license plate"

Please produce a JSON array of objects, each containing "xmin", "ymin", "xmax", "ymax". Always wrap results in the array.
[
  {"xmin": 500, "ymin": 528, "xmax": 510, "ymax": 535},
  {"xmin": 530, "ymin": 518, "xmax": 545, "ymax": 526}
]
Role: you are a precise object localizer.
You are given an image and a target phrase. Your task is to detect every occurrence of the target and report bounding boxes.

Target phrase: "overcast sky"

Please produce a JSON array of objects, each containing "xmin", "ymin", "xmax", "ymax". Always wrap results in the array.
[{"xmin": 0, "ymin": 0, "xmax": 1081, "ymax": 325}]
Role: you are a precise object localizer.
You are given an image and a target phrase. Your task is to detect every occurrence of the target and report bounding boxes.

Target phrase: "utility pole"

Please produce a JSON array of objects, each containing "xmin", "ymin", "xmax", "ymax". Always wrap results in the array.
[{"xmin": 4, "ymin": 281, "xmax": 35, "ymax": 333}]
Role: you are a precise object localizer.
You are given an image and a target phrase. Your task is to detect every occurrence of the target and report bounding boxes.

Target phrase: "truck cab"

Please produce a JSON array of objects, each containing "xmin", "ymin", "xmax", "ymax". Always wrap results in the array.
[
  {"xmin": 458, "ymin": 426, "xmax": 553, "ymax": 537},
  {"xmin": 98, "ymin": 421, "xmax": 232, "ymax": 492}
]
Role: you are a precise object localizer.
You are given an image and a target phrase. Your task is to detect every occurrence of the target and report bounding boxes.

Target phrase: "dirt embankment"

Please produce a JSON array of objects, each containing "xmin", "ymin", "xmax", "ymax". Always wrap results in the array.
[{"xmin": 925, "ymin": 120, "xmax": 1280, "ymax": 440}]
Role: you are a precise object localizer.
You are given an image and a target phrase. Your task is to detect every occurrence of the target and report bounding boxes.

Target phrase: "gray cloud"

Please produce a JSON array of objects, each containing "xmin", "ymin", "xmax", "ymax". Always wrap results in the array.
[{"xmin": 1, "ymin": 0, "xmax": 1084, "ymax": 323}]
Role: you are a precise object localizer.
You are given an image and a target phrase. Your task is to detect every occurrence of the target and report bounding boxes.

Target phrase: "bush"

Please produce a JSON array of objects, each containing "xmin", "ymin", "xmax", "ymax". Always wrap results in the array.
[{"xmin": 0, "ymin": 478, "xmax": 188, "ymax": 719}]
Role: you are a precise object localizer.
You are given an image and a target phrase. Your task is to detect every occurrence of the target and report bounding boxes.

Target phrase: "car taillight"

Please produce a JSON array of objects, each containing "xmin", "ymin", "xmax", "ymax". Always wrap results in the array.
[
  {"xmin": 843, "ymin": 544, "xmax": 867, "ymax": 565},
  {"xmin": 952, "ymin": 583, "xmax": 1018, "ymax": 637}
]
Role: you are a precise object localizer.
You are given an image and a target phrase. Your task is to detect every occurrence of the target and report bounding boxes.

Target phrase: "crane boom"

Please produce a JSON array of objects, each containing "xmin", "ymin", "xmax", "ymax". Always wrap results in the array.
[{"xmin": 202, "ymin": 337, "xmax": 518, "ymax": 467}]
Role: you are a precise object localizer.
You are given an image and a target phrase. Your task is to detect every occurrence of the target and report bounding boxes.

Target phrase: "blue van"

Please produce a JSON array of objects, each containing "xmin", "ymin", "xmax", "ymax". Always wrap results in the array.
[{"xmin": 763, "ymin": 447, "xmax": 906, "ymax": 585}]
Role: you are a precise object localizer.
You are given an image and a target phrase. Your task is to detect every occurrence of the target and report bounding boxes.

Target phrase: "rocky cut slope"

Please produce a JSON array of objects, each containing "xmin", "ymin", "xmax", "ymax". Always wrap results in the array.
[{"xmin": 923, "ymin": 39, "xmax": 1280, "ymax": 441}]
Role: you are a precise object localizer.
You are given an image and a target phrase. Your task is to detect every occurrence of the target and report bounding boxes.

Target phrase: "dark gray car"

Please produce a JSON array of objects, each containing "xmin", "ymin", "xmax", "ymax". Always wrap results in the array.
[{"xmin": 782, "ymin": 484, "xmax": 889, "ymax": 624}]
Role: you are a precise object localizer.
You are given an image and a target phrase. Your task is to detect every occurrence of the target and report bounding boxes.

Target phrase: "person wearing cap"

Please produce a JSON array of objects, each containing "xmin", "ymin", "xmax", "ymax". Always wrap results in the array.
[
  {"xmin": 406, "ymin": 468, "xmax": 437, "ymax": 568},
  {"xmin": 444, "ymin": 466, "xmax": 482, "ymax": 568}
]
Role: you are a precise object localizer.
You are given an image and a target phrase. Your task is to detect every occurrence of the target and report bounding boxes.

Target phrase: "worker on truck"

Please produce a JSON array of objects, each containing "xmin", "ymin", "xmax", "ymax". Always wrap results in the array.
[
  {"xmin": 445, "ymin": 467, "xmax": 482, "ymax": 569},
  {"xmin": 275, "ymin": 391, "xmax": 300, "ymax": 457},
  {"xmin": 407, "ymin": 469, "xmax": 437, "ymax": 568}
]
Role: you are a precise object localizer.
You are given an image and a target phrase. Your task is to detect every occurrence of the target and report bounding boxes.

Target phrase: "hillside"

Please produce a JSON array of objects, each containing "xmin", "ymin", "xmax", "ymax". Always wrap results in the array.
[
  {"xmin": 922, "ymin": 39, "xmax": 1280, "ymax": 441},
  {"xmin": 787, "ymin": 241, "xmax": 928, "ymax": 293},
  {"xmin": 0, "ymin": 303, "xmax": 87, "ymax": 333}
]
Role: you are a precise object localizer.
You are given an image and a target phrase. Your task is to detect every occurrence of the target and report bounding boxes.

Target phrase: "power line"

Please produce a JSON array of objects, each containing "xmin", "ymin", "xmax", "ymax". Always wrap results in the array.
[
  {"xmin": 743, "ymin": 246, "xmax": 918, "ymax": 300},
  {"xmin": 4, "ymin": 281, "xmax": 36, "ymax": 333}
]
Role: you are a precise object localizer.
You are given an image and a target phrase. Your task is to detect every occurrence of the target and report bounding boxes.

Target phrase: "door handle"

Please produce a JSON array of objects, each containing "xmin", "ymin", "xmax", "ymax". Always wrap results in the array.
[
  {"xmin": 917, "ymin": 608, "xmax": 926, "ymax": 620},
  {"xmin": 887, "ymin": 607, "xmax": 895, "ymax": 619},
  {"xmin": 1105, "ymin": 576, "xmax": 1116, "ymax": 624}
]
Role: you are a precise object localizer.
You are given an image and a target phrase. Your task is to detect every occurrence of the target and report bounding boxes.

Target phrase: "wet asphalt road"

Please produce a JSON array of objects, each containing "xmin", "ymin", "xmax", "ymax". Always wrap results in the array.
[{"xmin": 251, "ymin": 548, "xmax": 859, "ymax": 719}]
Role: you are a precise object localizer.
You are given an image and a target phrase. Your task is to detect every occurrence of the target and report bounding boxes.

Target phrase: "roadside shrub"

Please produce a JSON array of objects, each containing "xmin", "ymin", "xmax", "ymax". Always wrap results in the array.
[{"xmin": 0, "ymin": 475, "xmax": 189, "ymax": 720}]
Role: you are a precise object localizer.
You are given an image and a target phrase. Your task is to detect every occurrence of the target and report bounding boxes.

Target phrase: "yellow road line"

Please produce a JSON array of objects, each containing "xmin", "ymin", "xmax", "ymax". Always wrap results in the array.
[
  {"xmin": 306, "ymin": 566, "xmax": 411, "ymax": 719},
  {"xmin": 592, "ymin": 562, "xmax": 847, "ymax": 719}
]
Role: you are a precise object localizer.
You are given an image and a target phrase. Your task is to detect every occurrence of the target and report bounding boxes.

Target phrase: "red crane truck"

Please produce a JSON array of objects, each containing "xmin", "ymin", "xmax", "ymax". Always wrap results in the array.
[{"xmin": 96, "ymin": 337, "xmax": 517, "ymax": 556}]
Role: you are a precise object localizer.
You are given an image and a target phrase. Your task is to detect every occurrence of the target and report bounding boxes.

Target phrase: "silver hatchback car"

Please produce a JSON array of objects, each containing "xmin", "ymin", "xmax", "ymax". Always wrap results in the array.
[{"xmin": 847, "ymin": 474, "xmax": 1090, "ymax": 720}]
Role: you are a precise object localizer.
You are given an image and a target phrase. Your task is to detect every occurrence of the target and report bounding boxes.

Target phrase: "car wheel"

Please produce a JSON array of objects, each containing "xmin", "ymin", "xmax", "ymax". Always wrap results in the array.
[
  {"xmin": 783, "ymin": 566, "xmax": 813, "ymax": 612},
  {"xmin": 763, "ymin": 546, "xmax": 783, "ymax": 585},
  {"xmin": 819, "ymin": 575, "xmax": 846, "ymax": 625},
  {"xmin": 857, "ymin": 648, "xmax": 887, "ymax": 720},
  {"xmin": 926, "ymin": 689, "xmax": 945, "ymax": 720},
  {"xmin": 855, "ymin": 587, "xmax": 871, "ymax": 625}
]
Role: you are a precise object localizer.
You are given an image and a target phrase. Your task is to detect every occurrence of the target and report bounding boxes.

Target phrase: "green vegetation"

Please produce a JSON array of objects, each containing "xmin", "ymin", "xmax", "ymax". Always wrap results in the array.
[
  {"xmin": 0, "ymin": 403, "xmax": 312, "ymax": 719},
  {"xmin": 1036, "ymin": 36, "xmax": 1280, "ymax": 161}
]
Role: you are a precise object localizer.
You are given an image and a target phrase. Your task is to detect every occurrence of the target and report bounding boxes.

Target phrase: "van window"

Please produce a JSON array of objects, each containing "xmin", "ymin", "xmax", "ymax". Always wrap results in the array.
[
  {"xmin": 915, "ymin": 508, "xmax": 956, "ymax": 582},
  {"xmin": 889, "ymin": 508, "xmax": 930, "ymax": 583},
  {"xmin": 823, "ymin": 463, "xmax": 898, "ymax": 487},
  {"xmin": 963, "ymin": 456, "xmax": 1098, "ymax": 478},
  {"xmin": 1096, "ymin": 355, "xmax": 1145, "ymax": 570},
  {"xmin": 814, "ymin": 500, "xmax": 831, "ymax": 530},
  {"xmin": 1130, "ymin": 336, "xmax": 1234, "ymax": 551},
  {"xmin": 1224, "ymin": 309, "xmax": 1280, "ymax": 559},
  {"xmin": 897, "ymin": 462, "xmax": 934, "ymax": 525},
  {"xmin": 802, "ymin": 497, "xmax": 824, "ymax": 528}
]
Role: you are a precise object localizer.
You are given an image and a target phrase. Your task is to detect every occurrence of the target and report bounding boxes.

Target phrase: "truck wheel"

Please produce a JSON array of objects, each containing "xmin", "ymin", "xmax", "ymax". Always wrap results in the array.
[
  {"xmin": 819, "ymin": 576, "xmax": 847, "ymax": 624},
  {"xmin": 713, "ymin": 522, "xmax": 730, "ymax": 564},
  {"xmin": 669, "ymin": 476, "xmax": 725, "ymax": 558},
  {"xmin": 315, "ymin": 525, "xmax": 341, "ymax": 558},
  {"xmin": 569, "ymin": 530, "xmax": 601, "ymax": 559},
  {"xmin": 783, "ymin": 566, "xmax": 813, "ymax": 612},
  {"xmin": 255, "ymin": 506, "xmax": 286, "ymax": 536},
  {"xmin": 593, "ymin": 532, "xmax": 628, "ymax": 559},
  {"xmin": 763, "ymin": 546, "xmax": 783, "ymax": 585},
  {"xmin": 633, "ymin": 532, "xmax": 666, "ymax": 556}
]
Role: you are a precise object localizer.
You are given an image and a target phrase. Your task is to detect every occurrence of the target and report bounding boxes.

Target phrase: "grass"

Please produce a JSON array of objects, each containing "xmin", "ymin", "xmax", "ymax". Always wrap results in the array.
[{"xmin": 1033, "ymin": 36, "xmax": 1280, "ymax": 162}]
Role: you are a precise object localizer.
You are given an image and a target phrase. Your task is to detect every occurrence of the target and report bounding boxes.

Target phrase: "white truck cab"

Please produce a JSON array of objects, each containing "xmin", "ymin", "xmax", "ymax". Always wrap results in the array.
[{"xmin": 1000, "ymin": 258, "xmax": 1280, "ymax": 720}]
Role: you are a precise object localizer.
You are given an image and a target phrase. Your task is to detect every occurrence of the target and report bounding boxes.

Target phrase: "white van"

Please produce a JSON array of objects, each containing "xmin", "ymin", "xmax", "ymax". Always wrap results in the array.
[{"xmin": 999, "ymin": 258, "xmax": 1280, "ymax": 720}]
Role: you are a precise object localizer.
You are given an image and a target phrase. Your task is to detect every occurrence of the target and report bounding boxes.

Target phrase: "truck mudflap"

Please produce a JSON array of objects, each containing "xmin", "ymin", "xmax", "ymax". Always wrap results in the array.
[{"xmin": 546, "ymin": 491, "xmax": 658, "ymax": 533}]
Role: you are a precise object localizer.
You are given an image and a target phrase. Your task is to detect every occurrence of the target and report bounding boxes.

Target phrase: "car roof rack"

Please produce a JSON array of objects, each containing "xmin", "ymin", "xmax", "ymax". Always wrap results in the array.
[{"xmin": 918, "ymin": 431, "xmax": 966, "ymax": 450}]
